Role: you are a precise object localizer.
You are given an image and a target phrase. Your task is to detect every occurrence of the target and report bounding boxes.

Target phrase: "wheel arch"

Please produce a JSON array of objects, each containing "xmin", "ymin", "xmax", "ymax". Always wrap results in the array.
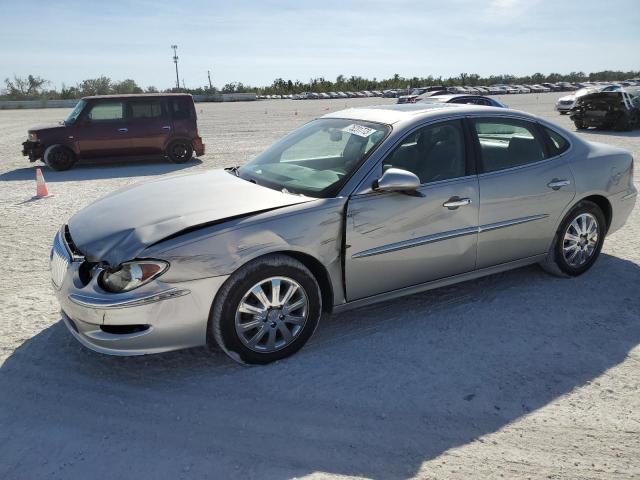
[
  {"xmin": 210, "ymin": 250, "xmax": 335, "ymax": 318},
  {"xmin": 576, "ymin": 194, "xmax": 612, "ymax": 232},
  {"xmin": 163, "ymin": 135, "xmax": 194, "ymax": 152}
]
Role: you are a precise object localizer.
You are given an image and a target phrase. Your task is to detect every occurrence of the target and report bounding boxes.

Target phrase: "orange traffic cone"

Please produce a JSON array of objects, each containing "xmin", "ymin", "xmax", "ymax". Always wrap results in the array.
[{"xmin": 35, "ymin": 167, "xmax": 50, "ymax": 198}]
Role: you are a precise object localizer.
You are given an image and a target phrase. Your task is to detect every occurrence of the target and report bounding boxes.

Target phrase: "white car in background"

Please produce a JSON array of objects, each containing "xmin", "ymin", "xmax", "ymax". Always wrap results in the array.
[
  {"xmin": 514, "ymin": 85, "xmax": 531, "ymax": 93},
  {"xmin": 555, "ymin": 85, "xmax": 621, "ymax": 114}
]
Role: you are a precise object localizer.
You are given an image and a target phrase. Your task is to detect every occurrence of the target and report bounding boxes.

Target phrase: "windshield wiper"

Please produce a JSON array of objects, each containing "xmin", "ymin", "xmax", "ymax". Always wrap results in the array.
[{"xmin": 225, "ymin": 165, "xmax": 241, "ymax": 177}]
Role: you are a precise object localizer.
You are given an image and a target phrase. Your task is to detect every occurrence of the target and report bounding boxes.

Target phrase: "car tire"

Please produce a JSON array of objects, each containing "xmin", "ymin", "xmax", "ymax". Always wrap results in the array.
[
  {"xmin": 541, "ymin": 200, "xmax": 606, "ymax": 277},
  {"xmin": 209, "ymin": 254, "xmax": 322, "ymax": 365},
  {"xmin": 574, "ymin": 120, "xmax": 587, "ymax": 130},
  {"xmin": 166, "ymin": 140, "xmax": 193, "ymax": 163},
  {"xmin": 43, "ymin": 144, "xmax": 76, "ymax": 171},
  {"xmin": 613, "ymin": 113, "xmax": 632, "ymax": 132}
]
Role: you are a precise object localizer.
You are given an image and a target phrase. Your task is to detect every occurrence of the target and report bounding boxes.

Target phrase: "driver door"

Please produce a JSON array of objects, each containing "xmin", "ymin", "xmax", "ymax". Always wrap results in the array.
[{"xmin": 345, "ymin": 119, "xmax": 479, "ymax": 300}]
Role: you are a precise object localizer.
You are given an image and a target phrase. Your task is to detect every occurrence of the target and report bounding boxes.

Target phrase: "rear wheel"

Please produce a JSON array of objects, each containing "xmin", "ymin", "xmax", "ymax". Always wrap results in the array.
[
  {"xmin": 613, "ymin": 112, "xmax": 632, "ymax": 132},
  {"xmin": 44, "ymin": 144, "xmax": 76, "ymax": 171},
  {"xmin": 541, "ymin": 201, "xmax": 606, "ymax": 277},
  {"xmin": 209, "ymin": 254, "xmax": 322, "ymax": 365},
  {"xmin": 166, "ymin": 140, "xmax": 193, "ymax": 163}
]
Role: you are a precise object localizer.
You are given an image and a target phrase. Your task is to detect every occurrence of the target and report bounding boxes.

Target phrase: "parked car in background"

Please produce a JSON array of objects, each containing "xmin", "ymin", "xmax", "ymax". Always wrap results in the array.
[
  {"xmin": 570, "ymin": 89, "xmax": 640, "ymax": 131},
  {"xmin": 556, "ymin": 87, "xmax": 600, "ymax": 114},
  {"xmin": 416, "ymin": 94, "xmax": 508, "ymax": 107},
  {"xmin": 52, "ymin": 103, "xmax": 636, "ymax": 364},
  {"xmin": 22, "ymin": 93, "xmax": 204, "ymax": 171}
]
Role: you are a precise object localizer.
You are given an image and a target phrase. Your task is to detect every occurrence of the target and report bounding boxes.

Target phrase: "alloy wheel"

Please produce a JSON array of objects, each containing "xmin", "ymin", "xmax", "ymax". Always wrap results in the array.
[
  {"xmin": 234, "ymin": 276, "xmax": 308, "ymax": 353},
  {"xmin": 562, "ymin": 213, "xmax": 599, "ymax": 267}
]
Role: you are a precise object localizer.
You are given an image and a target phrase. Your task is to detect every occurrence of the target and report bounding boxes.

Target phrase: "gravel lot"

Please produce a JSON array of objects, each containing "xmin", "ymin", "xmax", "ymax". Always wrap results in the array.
[{"xmin": 1, "ymin": 93, "xmax": 639, "ymax": 479}]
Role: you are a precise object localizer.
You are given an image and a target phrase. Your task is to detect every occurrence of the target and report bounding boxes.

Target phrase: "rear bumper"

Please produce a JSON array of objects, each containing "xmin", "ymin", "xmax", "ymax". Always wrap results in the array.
[
  {"xmin": 193, "ymin": 137, "xmax": 205, "ymax": 157},
  {"xmin": 22, "ymin": 140, "xmax": 44, "ymax": 161}
]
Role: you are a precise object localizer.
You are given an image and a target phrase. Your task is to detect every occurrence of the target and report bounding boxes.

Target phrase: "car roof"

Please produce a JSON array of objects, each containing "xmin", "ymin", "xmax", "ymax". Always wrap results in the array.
[
  {"xmin": 81, "ymin": 93, "xmax": 192, "ymax": 100},
  {"xmin": 322, "ymin": 102, "xmax": 514, "ymax": 125}
]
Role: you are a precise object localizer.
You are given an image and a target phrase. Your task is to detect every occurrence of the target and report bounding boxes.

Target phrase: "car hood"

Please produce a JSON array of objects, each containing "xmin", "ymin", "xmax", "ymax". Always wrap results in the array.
[
  {"xmin": 558, "ymin": 94, "xmax": 575, "ymax": 102},
  {"xmin": 29, "ymin": 123, "xmax": 66, "ymax": 133},
  {"xmin": 68, "ymin": 169, "xmax": 314, "ymax": 265}
]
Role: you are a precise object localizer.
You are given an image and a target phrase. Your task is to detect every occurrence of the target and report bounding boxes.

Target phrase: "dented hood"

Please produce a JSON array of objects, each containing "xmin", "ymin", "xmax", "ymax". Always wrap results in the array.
[{"xmin": 68, "ymin": 169, "xmax": 313, "ymax": 265}]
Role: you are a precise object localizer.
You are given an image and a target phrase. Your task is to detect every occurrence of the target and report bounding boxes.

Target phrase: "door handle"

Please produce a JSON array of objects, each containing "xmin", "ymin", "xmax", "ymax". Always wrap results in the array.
[
  {"xmin": 547, "ymin": 179, "xmax": 570, "ymax": 190},
  {"xmin": 118, "ymin": 128, "xmax": 128, "ymax": 133},
  {"xmin": 443, "ymin": 197, "xmax": 472, "ymax": 209},
  {"xmin": 162, "ymin": 125, "xmax": 171, "ymax": 130}
]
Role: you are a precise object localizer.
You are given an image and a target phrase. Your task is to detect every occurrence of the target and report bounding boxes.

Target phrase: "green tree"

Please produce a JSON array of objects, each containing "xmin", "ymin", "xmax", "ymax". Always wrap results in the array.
[{"xmin": 3, "ymin": 74, "xmax": 49, "ymax": 99}]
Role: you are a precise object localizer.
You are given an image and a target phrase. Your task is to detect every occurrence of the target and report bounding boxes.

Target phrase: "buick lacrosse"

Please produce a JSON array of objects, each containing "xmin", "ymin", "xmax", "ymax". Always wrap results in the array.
[{"xmin": 52, "ymin": 103, "xmax": 637, "ymax": 364}]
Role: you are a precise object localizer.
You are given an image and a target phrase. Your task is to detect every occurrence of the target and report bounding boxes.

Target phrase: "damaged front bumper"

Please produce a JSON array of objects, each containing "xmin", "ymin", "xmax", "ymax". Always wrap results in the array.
[
  {"xmin": 22, "ymin": 140, "xmax": 45, "ymax": 162},
  {"xmin": 51, "ymin": 229, "xmax": 228, "ymax": 356}
]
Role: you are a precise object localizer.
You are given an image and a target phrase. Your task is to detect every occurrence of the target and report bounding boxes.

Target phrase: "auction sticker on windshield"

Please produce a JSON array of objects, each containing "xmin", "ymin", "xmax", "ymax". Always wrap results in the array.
[{"xmin": 342, "ymin": 124, "xmax": 377, "ymax": 138}]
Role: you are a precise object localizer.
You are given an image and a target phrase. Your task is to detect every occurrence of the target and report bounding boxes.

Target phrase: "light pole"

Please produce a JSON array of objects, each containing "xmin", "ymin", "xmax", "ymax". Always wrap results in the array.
[{"xmin": 171, "ymin": 45, "xmax": 180, "ymax": 89}]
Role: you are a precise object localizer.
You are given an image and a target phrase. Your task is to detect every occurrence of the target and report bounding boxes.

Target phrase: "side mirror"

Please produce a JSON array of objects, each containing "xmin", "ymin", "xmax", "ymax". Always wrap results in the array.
[{"xmin": 373, "ymin": 168, "xmax": 421, "ymax": 194}]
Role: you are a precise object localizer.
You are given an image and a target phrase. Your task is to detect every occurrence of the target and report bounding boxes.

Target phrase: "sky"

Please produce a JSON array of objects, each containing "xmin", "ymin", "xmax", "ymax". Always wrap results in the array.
[{"xmin": 1, "ymin": 0, "xmax": 639, "ymax": 90}]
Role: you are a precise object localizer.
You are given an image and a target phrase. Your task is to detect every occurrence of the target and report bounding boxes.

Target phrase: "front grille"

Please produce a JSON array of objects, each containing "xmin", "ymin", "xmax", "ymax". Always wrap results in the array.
[
  {"xmin": 560, "ymin": 100, "xmax": 574, "ymax": 105},
  {"xmin": 51, "ymin": 231, "xmax": 70, "ymax": 289}
]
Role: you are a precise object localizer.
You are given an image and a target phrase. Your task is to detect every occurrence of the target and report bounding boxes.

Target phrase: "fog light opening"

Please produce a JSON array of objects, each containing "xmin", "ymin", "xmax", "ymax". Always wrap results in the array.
[{"xmin": 99, "ymin": 324, "xmax": 150, "ymax": 335}]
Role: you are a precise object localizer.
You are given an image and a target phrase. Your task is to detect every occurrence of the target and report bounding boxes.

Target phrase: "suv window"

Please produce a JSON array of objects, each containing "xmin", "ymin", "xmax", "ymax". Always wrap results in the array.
[
  {"xmin": 129, "ymin": 100, "xmax": 163, "ymax": 119},
  {"xmin": 87, "ymin": 101, "xmax": 124, "ymax": 121},
  {"xmin": 383, "ymin": 120, "xmax": 467, "ymax": 184},
  {"xmin": 473, "ymin": 119, "xmax": 547, "ymax": 173},
  {"xmin": 543, "ymin": 127, "xmax": 569, "ymax": 155},
  {"xmin": 170, "ymin": 97, "xmax": 192, "ymax": 120}
]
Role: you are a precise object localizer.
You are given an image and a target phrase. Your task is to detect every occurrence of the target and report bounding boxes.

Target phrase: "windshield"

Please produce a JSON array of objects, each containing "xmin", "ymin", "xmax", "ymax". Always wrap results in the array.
[
  {"xmin": 238, "ymin": 118, "xmax": 390, "ymax": 197},
  {"xmin": 64, "ymin": 99, "xmax": 86, "ymax": 124}
]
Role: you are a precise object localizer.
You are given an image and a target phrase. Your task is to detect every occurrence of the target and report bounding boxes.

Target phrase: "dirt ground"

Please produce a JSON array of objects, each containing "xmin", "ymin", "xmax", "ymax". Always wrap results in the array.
[{"xmin": 0, "ymin": 94, "xmax": 639, "ymax": 479}]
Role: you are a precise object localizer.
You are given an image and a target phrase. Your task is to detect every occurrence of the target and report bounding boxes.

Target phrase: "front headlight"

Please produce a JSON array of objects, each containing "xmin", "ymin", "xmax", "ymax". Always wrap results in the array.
[
  {"xmin": 100, "ymin": 260, "xmax": 169, "ymax": 293},
  {"xmin": 28, "ymin": 132, "xmax": 38, "ymax": 142}
]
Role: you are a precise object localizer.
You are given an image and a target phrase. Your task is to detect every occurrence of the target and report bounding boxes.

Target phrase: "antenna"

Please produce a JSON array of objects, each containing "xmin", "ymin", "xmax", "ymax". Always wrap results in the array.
[{"xmin": 171, "ymin": 45, "xmax": 180, "ymax": 89}]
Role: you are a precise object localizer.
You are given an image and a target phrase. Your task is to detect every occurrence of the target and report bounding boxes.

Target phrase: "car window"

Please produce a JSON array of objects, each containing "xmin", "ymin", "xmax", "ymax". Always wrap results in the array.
[
  {"xmin": 473, "ymin": 119, "xmax": 547, "ymax": 173},
  {"xmin": 239, "ymin": 118, "xmax": 389, "ymax": 197},
  {"xmin": 543, "ymin": 127, "xmax": 570, "ymax": 155},
  {"xmin": 87, "ymin": 101, "xmax": 124, "ymax": 121},
  {"xmin": 129, "ymin": 100, "xmax": 163, "ymax": 119},
  {"xmin": 383, "ymin": 120, "xmax": 467, "ymax": 184},
  {"xmin": 170, "ymin": 97, "xmax": 192, "ymax": 120}
]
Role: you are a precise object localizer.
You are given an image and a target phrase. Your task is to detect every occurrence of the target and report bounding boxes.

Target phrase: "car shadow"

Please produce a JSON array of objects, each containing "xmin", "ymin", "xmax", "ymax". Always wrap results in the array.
[
  {"xmin": 0, "ymin": 156, "xmax": 203, "ymax": 182},
  {"xmin": 1, "ymin": 254, "xmax": 639, "ymax": 479}
]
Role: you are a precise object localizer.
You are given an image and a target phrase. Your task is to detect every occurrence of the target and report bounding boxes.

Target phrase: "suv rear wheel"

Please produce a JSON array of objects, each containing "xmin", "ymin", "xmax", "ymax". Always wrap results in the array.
[
  {"xmin": 44, "ymin": 145, "xmax": 77, "ymax": 171},
  {"xmin": 166, "ymin": 140, "xmax": 193, "ymax": 164}
]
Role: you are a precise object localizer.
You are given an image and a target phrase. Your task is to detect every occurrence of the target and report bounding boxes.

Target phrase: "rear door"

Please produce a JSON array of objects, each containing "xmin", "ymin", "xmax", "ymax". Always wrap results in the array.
[
  {"xmin": 125, "ymin": 98, "xmax": 171, "ymax": 154},
  {"xmin": 76, "ymin": 99, "xmax": 130, "ymax": 158},
  {"xmin": 470, "ymin": 116, "xmax": 576, "ymax": 269}
]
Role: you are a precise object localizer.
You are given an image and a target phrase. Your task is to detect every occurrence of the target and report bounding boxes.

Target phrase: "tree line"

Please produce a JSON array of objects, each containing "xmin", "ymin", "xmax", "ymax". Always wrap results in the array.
[{"xmin": 2, "ymin": 70, "xmax": 638, "ymax": 100}]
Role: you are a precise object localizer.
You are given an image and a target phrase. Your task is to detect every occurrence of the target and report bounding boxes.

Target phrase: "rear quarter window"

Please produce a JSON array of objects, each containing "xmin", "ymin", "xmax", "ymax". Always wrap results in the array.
[
  {"xmin": 170, "ymin": 97, "xmax": 193, "ymax": 120},
  {"xmin": 543, "ymin": 127, "xmax": 570, "ymax": 155}
]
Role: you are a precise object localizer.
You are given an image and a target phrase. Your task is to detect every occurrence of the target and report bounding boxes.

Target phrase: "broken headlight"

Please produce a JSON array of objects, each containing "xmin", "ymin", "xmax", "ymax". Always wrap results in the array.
[{"xmin": 100, "ymin": 260, "xmax": 169, "ymax": 293}]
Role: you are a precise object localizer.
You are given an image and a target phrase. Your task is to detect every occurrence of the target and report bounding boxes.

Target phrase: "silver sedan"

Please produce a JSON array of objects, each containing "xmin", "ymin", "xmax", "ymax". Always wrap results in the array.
[{"xmin": 51, "ymin": 103, "xmax": 637, "ymax": 364}]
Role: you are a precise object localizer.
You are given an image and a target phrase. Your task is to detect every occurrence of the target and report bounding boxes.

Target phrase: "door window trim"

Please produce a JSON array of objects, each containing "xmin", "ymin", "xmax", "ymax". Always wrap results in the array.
[
  {"xmin": 83, "ymin": 100, "xmax": 126, "ymax": 123},
  {"xmin": 352, "ymin": 116, "xmax": 478, "ymax": 196},
  {"xmin": 468, "ymin": 116, "xmax": 555, "ymax": 175}
]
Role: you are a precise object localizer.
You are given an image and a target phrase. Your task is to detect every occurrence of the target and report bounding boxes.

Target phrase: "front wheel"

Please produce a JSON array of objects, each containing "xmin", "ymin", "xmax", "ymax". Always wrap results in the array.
[
  {"xmin": 574, "ymin": 120, "xmax": 587, "ymax": 130},
  {"xmin": 44, "ymin": 144, "xmax": 77, "ymax": 171},
  {"xmin": 209, "ymin": 254, "xmax": 322, "ymax": 365},
  {"xmin": 542, "ymin": 201, "xmax": 606, "ymax": 277}
]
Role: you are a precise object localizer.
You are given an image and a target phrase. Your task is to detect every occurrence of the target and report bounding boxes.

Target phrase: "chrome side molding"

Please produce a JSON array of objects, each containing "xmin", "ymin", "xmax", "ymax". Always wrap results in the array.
[{"xmin": 68, "ymin": 288, "xmax": 190, "ymax": 309}]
